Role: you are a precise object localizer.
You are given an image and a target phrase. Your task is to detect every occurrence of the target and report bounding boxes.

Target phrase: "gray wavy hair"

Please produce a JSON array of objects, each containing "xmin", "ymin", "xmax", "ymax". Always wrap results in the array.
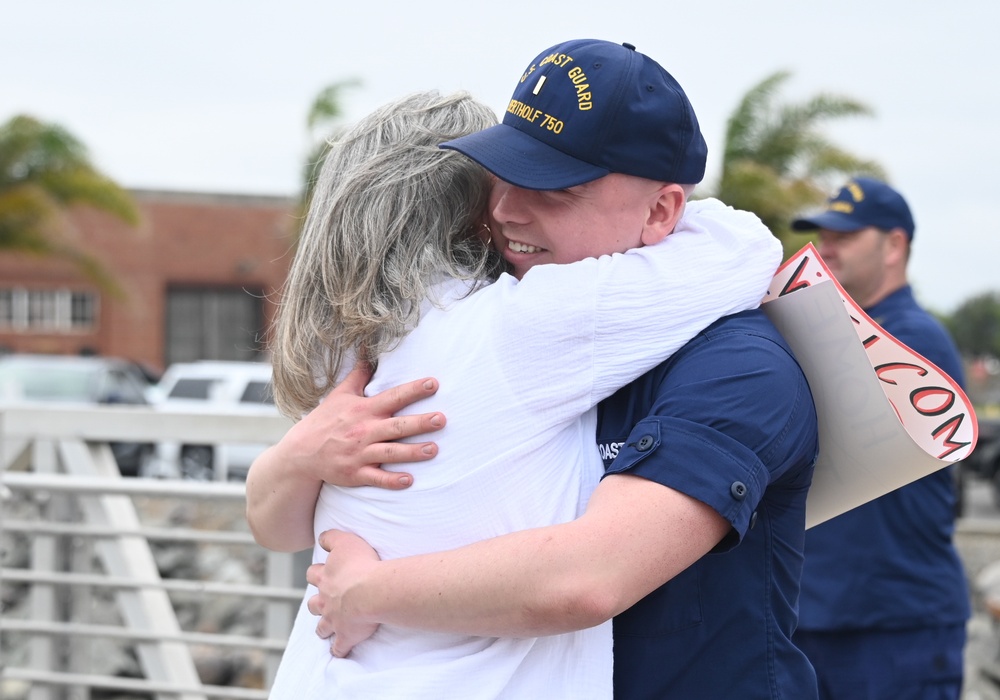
[{"xmin": 271, "ymin": 90, "xmax": 504, "ymax": 417}]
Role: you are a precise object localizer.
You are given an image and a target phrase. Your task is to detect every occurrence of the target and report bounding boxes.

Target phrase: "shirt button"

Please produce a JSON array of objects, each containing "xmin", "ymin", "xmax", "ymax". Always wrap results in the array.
[
  {"xmin": 749, "ymin": 511, "xmax": 758, "ymax": 529},
  {"xmin": 730, "ymin": 481, "xmax": 747, "ymax": 500},
  {"xmin": 635, "ymin": 435, "xmax": 655, "ymax": 452}
]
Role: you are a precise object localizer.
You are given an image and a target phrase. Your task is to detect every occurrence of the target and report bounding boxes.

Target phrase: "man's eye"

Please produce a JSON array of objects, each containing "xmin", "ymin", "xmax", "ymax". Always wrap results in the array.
[{"xmin": 551, "ymin": 187, "xmax": 581, "ymax": 199}]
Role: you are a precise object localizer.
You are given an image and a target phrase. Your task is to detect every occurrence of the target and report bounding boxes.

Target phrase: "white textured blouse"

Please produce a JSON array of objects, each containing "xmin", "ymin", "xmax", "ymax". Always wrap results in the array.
[{"xmin": 269, "ymin": 199, "xmax": 781, "ymax": 699}]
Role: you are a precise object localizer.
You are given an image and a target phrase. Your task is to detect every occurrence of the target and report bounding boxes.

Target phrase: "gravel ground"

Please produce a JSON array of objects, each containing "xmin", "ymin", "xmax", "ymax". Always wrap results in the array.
[{"xmin": 955, "ymin": 476, "xmax": 1000, "ymax": 699}]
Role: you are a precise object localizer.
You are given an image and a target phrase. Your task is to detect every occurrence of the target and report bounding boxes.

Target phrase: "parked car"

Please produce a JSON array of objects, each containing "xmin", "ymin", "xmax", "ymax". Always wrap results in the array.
[
  {"xmin": 148, "ymin": 360, "xmax": 277, "ymax": 481},
  {"xmin": 0, "ymin": 353, "xmax": 156, "ymax": 476}
]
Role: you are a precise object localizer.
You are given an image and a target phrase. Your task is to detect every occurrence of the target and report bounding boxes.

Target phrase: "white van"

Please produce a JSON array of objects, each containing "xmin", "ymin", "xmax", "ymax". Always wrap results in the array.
[{"xmin": 149, "ymin": 360, "xmax": 278, "ymax": 481}]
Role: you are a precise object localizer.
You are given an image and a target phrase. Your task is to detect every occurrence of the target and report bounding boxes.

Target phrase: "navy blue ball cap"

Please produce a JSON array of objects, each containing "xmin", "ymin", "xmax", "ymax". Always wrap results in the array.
[
  {"xmin": 440, "ymin": 39, "xmax": 708, "ymax": 190},
  {"xmin": 792, "ymin": 177, "xmax": 916, "ymax": 240}
]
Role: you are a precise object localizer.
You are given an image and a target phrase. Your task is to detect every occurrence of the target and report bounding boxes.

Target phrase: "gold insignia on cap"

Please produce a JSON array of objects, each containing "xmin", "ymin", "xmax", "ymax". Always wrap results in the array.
[
  {"xmin": 830, "ymin": 202, "xmax": 854, "ymax": 213},
  {"xmin": 847, "ymin": 182, "xmax": 865, "ymax": 202}
]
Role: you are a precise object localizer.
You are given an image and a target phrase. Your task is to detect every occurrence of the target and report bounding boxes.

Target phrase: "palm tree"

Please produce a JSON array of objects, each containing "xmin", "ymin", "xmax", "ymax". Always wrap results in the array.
[
  {"xmin": 705, "ymin": 71, "xmax": 886, "ymax": 256},
  {"xmin": 0, "ymin": 114, "xmax": 139, "ymax": 294},
  {"xmin": 299, "ymin": 79, "xmax": 361, "ymax": 213},
  {"xmin": 945, "ymin": 292, "xmax": 1000, "ymax": 360}
]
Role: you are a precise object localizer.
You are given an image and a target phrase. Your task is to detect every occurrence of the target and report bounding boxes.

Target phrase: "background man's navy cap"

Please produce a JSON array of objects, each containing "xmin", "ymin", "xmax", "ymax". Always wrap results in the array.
[
  {"xmin": 440, "ymin": 39, "xmax": 708, "ymax": 190},
  {"xmin": 792, "ymin": 177, "xmax": 916, "ymax": 240}
]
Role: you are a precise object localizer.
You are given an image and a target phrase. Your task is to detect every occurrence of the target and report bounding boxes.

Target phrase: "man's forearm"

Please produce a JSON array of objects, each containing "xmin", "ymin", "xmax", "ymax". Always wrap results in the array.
[
  {"xmin": 323, "ymin": 474, "xmax": 730, "ymax": 638},
  {"xmin": 338, "ymin": 520, "xmax": 613, "ymax": 637}
]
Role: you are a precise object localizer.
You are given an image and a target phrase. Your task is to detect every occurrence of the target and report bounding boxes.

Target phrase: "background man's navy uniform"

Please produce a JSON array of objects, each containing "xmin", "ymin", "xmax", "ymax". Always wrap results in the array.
[{"xmin": 791, "ymin": 177, "xmax": 969, "ymax": 700}]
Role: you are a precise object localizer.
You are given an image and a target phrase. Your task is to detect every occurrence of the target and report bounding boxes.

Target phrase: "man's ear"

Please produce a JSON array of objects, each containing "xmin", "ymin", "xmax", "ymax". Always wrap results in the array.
[
  {"xmin": 640, "ymin": 184, "xmax": 686, "ymax": 246},
  {"xmin": 884, "ymin": 227, "xmax": 910, "ymax": 266}
]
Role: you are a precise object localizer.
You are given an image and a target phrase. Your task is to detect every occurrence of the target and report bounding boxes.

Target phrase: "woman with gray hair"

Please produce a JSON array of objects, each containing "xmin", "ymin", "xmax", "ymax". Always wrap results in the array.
[
  {"xmin": 269, "ymin": 91, "xmax": 505, "ymax": 418},
  {"xmin": 250, "ymin": 90, "xmax": 780, "ymax": 698}
]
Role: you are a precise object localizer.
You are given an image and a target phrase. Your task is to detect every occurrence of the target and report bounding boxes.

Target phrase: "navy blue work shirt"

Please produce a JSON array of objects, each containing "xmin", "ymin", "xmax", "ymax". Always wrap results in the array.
[
  {"xmin": 797, "ymin": 285, "xmax": 971, "ymax": 631},
  {"xmin": 596, "ymin": 308, "xmax": 820, "ymax": 700}
]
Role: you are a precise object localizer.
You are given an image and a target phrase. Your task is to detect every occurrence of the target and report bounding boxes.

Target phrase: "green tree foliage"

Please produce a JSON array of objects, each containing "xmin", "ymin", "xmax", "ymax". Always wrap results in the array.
[
  {"xmin": 705, "ymin": 71, "xmax": 886, "ymax": 258},
  {"xmin": 299, "ymin": 79, "xmax": 361, "ymax": 213},
  {"xmin": 945, "ymin": 292, "xmax": 1000, "ymax": 359},
  {"xmin": 0, "ymin": 115, "xmax": 139, "ymax": 295}
]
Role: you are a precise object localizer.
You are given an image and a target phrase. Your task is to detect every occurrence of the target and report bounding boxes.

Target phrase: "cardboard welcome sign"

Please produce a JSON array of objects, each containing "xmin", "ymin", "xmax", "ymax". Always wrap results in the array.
[{"xmin": 761, "ymin": 243, "xmax": 979, "ymax": 528}]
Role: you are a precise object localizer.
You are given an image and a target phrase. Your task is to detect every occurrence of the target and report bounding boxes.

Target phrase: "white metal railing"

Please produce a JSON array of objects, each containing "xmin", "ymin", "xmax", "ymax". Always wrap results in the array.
[{"xmin": 0, "ymin": 405, "xmax": 304, "ymax": 700}]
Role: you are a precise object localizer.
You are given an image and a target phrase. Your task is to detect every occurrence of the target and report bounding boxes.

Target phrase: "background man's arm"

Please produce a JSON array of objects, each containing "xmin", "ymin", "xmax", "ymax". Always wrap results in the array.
[{"xmin": 308, "ymin": 472, "xmax": 730, "ymax": 656}]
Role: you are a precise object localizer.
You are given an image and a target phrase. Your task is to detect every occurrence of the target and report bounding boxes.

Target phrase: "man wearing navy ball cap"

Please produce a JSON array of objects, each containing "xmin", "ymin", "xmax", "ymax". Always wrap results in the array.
[
  {"xmin": 792, "ymin": 177, "xmax": 969, "ymax": 700},
  {"xmin": 304, "ymin": 39, "xmax": 821, "ymax": 699},
  {"xmin": 440, "ymin": 38, "xmax": 707, "ymax": 189}
]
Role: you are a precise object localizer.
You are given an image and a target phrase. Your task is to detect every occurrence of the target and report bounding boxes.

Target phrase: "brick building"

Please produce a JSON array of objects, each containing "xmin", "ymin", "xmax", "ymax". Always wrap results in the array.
[{"xmin": 0, "ymin": 189, "xmax": 297, "ymax": 375}]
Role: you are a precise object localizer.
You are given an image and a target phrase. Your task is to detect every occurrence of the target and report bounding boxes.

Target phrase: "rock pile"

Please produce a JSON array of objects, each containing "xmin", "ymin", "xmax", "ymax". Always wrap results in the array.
[{"xmin": 1, "ymin": 491, "xmax": 284, "ymax": 698}]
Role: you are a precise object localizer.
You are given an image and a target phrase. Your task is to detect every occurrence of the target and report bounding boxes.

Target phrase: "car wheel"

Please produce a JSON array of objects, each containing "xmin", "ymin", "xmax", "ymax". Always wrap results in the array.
[
  {"xmin": 180, "ymin": 445, "xmax": 215, "ymax": 481},
  {"xmin": 110, "ymin": 441, "xmax": 146, "ymax": 477}
]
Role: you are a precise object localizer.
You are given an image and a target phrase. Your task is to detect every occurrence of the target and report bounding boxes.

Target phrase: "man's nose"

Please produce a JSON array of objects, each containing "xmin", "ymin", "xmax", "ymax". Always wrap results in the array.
[
  {"xmin": 491, "ymin": 181, "xmax": 530, "ymax": 224},
  {"xmin": 816, "ymin": 234, "xmax": 838, "ymax": 258}
]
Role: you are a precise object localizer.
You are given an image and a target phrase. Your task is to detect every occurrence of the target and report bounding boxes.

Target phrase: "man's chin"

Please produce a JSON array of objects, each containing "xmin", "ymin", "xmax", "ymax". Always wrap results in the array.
[{"xmin": 506, "ymin": 257, "xmax": 540, "ymax": 280}]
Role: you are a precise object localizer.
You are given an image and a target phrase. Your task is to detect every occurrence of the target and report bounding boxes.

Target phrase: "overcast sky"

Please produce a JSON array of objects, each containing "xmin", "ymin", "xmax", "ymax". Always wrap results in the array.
[{"xmin": 4, "ymin": 0, "xmax": 996, "ymax": 312}]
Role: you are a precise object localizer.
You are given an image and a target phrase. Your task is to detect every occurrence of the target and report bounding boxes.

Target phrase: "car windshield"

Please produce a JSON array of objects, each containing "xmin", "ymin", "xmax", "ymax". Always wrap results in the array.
[
  {"xmin": 166, "ymin": 378, "xmax": 218, "ymax": 400},
  {"xmin": 240, "ymin": 380, "xmax": 274, "ymax": 405},
  {"xmin": 0, "ymin": 362, "xmax": 96, "ymax": 401}
]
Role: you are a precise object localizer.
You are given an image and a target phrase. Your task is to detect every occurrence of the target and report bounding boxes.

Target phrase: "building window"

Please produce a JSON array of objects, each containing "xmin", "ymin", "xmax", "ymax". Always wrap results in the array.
[
  {"xmin": 0, "ymin": 287, "xmax": 98, "ymax": 332},
  {"xmin": 0, "ymin": 289, "xmax": 13, "ymax": 326},
  {"xmin": 165, "ymin": 287, "xmax": 264, "ymax": 365},
  {"xmin": 28, "ymin": 290, "xmax": 59, "ymax": 328},
  {"xmin": 70, "ymin": 291, "xmax": 97, "ymax": 328}
]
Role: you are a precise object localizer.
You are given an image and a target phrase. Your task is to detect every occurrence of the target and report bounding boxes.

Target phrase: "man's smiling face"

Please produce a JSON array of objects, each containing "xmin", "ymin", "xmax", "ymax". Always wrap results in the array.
[{"xmin": 488, "ymin": 174, "xmax": 666, "ymax": 279}]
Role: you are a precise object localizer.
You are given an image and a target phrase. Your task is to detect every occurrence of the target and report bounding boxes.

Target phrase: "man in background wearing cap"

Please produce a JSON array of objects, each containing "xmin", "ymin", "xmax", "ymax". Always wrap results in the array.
[
  {"xmin": 791, "ymin": 177, "xmax": 969, "ymax": 699},
  {"xmin": 297, "ymin": 40, "xmax": 820, "ymax": 699}
]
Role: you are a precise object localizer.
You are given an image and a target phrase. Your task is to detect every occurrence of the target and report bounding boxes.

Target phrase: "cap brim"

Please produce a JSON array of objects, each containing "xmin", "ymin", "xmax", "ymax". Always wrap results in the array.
[
  {"xmin": 791, "ymin": 211, "xmax": 866, "ymax": 233},
  {"xmin": 440, "ymin": 124, "xmax": 608, "ymax": 191}
]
